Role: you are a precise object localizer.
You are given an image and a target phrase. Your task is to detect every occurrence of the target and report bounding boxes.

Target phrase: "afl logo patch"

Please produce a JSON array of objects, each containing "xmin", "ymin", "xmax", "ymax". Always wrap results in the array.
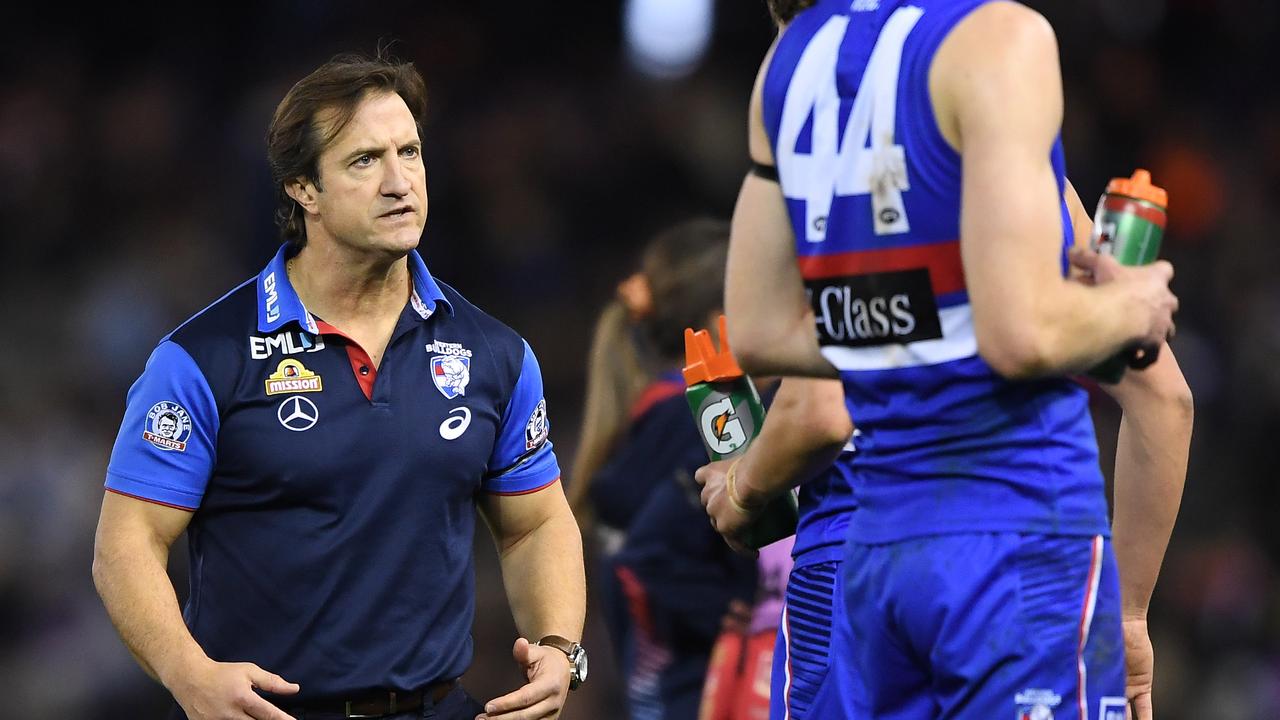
[{"xmin": 143, "ymin": 401, "xmax": 192, "ymax": 452}]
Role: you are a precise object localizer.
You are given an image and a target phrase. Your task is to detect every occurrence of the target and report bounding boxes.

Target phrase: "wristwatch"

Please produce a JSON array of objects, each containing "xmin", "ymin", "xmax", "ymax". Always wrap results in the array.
[{"xmin": 536, "ymin": 635, "xmax": 588, "ymax": 690}]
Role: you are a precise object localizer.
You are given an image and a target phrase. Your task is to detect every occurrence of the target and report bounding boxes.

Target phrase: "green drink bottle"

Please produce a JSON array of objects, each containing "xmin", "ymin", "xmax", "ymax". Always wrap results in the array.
[
  {"xmin": 683, "ymin": 315, "xmax": 798, "ymax": 549},
  {"xmin": 1086, "ymin": 169, "xmax": 1170, "ymax": 384}
]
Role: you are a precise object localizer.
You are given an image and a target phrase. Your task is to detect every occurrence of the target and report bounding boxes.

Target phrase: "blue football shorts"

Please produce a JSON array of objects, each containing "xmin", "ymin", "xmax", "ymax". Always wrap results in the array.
[
  {"xmin": 771, "ymin": 560, "xmax": 859, "ymax": 720},
  {"xmin": 838, "ymin": 533, "xmax": 1127, "ymax": 720}
]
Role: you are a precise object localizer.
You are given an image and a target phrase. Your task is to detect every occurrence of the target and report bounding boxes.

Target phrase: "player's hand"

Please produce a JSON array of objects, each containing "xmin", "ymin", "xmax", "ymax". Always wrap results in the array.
[
  {"xmin": 1068, "ymin": 246, "xmax": 1178, "ymax": 349},
  {"xmin": 168, "ymin": 657, "xmax": 299, "ymax": 720},
  {"xmin": 1122, "ymin": 616, "xmax": 1156, "ymax": 720},
  {"xmin": 477, "ymin": 637, "xmax": 570, "ymax": 720},
  {"xmin": 694, "ymin": 459, "xmax": 760, "ymax": 557}
]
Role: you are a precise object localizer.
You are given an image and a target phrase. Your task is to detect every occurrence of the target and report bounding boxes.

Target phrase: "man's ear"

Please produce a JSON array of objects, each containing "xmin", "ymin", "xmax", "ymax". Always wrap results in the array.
[{"xmin": 285, "ymin": 178, "xmax": 319, "ymax": 214}]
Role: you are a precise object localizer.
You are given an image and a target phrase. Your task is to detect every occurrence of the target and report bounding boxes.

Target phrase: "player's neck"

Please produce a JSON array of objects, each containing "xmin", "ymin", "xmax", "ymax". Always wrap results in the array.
[{"xmin": 287, "ymin": 243, "xmax": 410, "ymax": 328}]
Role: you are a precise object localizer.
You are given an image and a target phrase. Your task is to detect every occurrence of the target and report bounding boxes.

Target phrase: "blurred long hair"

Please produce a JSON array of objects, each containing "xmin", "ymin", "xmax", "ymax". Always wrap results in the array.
[{"xmin": 567, "ymin": 219, "xmax": 730, "ymax": 520}]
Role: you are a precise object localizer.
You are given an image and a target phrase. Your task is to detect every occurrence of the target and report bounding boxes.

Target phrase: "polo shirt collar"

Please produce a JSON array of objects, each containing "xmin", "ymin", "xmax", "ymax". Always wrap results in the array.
[{"xmin": 256, "ymin": 244, "xmax": 454, "ymax": 334}]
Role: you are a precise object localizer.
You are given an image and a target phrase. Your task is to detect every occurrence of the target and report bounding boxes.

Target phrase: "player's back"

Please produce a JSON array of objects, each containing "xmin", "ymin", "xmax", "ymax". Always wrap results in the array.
[{"xmin": 761, "ymin": 0, "xmax": 1108, "ymax": 543}]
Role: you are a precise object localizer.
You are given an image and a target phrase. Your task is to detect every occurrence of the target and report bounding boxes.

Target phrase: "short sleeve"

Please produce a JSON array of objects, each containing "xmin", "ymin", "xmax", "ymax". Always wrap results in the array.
[
  {"xmin": 483, "ymin": 340, "xmax": 561, "ymax": 495},
  {"xmin": 104, "ymin": 340, "xmax": 219, "ymax": 510}
]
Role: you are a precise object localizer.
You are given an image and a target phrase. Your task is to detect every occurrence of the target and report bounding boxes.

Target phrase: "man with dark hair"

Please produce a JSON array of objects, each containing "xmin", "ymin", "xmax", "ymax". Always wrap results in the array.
[{"xmin": 93, "ymin": 52, "xmax": 587, "ymax": 720}]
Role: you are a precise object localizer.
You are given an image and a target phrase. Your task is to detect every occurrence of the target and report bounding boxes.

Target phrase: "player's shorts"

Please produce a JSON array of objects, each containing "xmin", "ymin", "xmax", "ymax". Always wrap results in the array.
[
  {"xmin": 771, "ymin": 560, "xmax": 858, "ymax": 719},
  {"xmin": 700, "ymin": 627, "xmax": 774, "ymax": 720},
  {"xmin": 839, "ymin": 533, "xmax": 1127, "ymax": 720}
]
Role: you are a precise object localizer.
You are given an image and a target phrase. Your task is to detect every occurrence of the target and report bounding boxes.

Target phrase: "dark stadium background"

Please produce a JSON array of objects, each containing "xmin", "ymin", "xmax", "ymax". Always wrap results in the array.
[{"xmin": 2, "ymin": 1, "xmax": 1277, "ymax": 717}]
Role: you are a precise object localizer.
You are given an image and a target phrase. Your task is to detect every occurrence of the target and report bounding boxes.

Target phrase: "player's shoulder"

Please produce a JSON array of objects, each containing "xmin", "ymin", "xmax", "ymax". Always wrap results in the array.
[
  {"xmin": 942, "ymin": 1, "xmax": 1058, "ymax": 66},
  {"xmin": 931, "ymin": 0, "xmax": 1062, "ymax": 128}
]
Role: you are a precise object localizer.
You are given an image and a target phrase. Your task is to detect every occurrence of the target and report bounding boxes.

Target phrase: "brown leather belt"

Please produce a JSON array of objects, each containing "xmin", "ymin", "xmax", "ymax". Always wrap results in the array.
[{"xmin": 293, "ymin": 680, "xmax": 456, "ymax": 718}]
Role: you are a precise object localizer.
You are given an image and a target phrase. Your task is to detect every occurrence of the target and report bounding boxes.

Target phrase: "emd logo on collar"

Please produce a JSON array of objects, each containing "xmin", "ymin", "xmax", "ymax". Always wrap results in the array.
[
  {"xmin": 143, "ymin": 401, "xmax": 192, "ymax": 452},
  {"xmin": 265, "ymin": 359, "xmax": 323, "ymax": 396},
  {"xmin": 429, "ymin": 341, "xmax": 473, "ymax": 400}
]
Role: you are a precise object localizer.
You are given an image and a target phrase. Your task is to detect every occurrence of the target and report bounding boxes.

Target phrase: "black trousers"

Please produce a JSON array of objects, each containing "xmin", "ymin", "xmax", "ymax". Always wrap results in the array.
[{"xmin": 169, "ymin": 684, "xmax": 486, "ymax": 720}]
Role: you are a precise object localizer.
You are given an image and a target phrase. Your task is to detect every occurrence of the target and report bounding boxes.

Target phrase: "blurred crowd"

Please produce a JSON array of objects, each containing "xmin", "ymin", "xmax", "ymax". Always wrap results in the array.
[{"xmin": 1, "ymin": 1, "xmax": 1277, "ymax": 717}]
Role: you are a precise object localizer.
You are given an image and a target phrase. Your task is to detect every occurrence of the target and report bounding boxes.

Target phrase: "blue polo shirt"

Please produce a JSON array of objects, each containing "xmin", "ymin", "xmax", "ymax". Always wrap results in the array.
[{"xmin": 104, "ymin": 244, "xmax": 561, "ymax": 701}]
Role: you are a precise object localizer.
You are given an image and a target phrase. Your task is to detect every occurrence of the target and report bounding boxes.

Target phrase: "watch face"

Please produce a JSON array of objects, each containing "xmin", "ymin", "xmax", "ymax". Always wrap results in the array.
[{"xmin": 572, "ymin": 646, "xmax": 588, "ymax": 686}]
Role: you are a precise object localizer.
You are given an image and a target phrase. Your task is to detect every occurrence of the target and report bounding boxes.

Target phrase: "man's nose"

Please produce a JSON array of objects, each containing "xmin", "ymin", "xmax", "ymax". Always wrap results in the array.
[{"xmin": 381, "ymin": 157, "xmax": 412, "ymax": 197}]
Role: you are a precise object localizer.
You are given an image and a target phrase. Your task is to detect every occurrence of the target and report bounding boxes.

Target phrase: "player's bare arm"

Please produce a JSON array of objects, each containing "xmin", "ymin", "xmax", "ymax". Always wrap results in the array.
[
  {"xmin": 1065, "ymin": 179, "xmax": 1192, "ymax": 720},
  {"xmin": 726, "ymin": 37, "xmax": 838, "ymax": 380},
  {"xmin": 477, "ymin": 480, "xmax": 585, "ymax": 720},
  {"xmin": 93, "ymin": 492, "xmax": 299, "ymax": 720},
  {"xmin": 695, "ymin": 377, "xmax": 851, "ymax": 550},
  {"xmin": 932, "ymin": 2, "xmax": 1178, "ymax": 379}
]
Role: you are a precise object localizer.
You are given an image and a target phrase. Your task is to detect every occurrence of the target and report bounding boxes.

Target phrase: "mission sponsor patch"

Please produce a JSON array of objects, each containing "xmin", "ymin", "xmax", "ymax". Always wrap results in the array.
[{"xmin": 265, "ymin": 359, "xmax": 323, "ymax": 396}]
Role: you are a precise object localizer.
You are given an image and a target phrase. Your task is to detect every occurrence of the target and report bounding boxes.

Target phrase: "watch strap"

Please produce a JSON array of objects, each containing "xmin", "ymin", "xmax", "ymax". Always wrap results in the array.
[{"xmin": 535, "ymin": 635, "xmax": 577, "ymax": 658}]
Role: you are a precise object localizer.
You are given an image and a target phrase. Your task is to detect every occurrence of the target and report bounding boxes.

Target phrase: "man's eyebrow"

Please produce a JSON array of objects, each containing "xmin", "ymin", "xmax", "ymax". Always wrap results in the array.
[{"xmin": 344, "ymin": 146, "xmax": 384, "ymax": 162}]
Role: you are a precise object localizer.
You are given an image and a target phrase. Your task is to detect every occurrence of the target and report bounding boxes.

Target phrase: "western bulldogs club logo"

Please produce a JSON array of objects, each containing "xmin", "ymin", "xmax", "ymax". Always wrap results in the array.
[
  {"xmin": 525, "ymin": 399, "xmax": 548, "ymax": 450},
  {"xmin": 431, "ymin": 355, "xmax": 471, "ymax": 399},
  {"xmin": 143, "ymin": 401, "xmax": 192, "ymax": 452},
  {"xmin": 429, "ymin": 340, "xmax": 473, "ymax": 400}
]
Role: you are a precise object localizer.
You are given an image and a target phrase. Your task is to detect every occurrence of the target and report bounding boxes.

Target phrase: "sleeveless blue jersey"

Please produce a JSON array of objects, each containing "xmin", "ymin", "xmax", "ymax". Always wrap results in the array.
[
  {"xmin": 793, "ymin": 445, "xmax": 858, "ymax": 567},
  {"xmin": 762, "ymin": 0, "xmax": 1108, "ymax": 543}
]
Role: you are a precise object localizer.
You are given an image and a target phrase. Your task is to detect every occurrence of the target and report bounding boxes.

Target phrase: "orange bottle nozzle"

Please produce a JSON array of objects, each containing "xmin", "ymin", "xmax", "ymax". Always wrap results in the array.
[
  {"xmin": 1106, "ymin": 168, "xmax": 1168, "ymax": 208},
  {"xmin": 682, "ymin": 314, "xmax": 745, "ymax": 386}
]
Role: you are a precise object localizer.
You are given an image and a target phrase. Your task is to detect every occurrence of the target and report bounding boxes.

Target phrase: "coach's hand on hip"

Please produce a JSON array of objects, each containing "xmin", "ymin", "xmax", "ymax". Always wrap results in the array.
[
  {"xmin": 477, "ymin": 637, "xmax": 570, "ymax": 720},
  {"xmin": 169, "ymin": 655, "xmax": 299, "ymax": 720}
]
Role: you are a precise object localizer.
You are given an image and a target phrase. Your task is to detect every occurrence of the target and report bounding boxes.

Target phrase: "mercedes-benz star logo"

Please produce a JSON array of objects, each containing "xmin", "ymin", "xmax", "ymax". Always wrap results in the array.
[{"xmin": 277, "ymin": 396, "xmax": 319, "ymax": 432}]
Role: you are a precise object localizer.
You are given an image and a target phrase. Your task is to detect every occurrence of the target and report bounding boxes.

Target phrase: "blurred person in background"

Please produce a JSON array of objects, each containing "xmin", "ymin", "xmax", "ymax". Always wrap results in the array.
[
  {"xmin": 91, "ymin": 51, "xmax": 586, "ymax": 720},
  {"xmin": 567, "ymin": 219, "xmax": 759, "ymax": 720},
  {"xmin": 723, "ymin": 0, "xmax": 1191, "ymax": 718},
  {"xmin": 696, "ymin": 377, "xmax": 856, "ymax": 720}
]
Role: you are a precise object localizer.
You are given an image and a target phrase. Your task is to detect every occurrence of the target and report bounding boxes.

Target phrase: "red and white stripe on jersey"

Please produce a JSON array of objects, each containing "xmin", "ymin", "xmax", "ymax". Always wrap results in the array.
[
  {"xmin": 797, "ymin": 238, "xmax": 966, "ymax": 297},
  {"xmin": 800, "ymin": 239, "xmax": 978, "ymax": 372}
]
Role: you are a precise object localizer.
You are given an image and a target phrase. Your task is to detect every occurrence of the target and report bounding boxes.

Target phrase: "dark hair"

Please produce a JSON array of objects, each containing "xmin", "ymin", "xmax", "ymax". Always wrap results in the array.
[
  {"xmin": 766, "ymin": 0, "xmax": 817, "ymax": 24},
  {"xmin": 266, "ymin": 50, "xmax": 428, "ymax": 248},
  {"xmin": 639, "ymin": 218, "xmax": 731, "ymax": 361}
]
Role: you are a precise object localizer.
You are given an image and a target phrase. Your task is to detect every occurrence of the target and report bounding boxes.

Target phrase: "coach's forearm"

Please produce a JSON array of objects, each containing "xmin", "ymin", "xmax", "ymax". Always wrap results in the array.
[
  {"xmin": 497, "ymin": 504, "xmax": 586, "ymax": 641},
  {"xmin": 92, "ymin": 531, "xmax": 208, "ymax": 687},
  {"xmin": 1108, "ymin": 349, "xmax": 1193, "ymax": 618}
]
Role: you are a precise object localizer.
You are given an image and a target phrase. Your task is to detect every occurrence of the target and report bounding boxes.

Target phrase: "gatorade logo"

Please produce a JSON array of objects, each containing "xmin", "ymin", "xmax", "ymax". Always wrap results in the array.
[{"xmin": 700, "ymin": 397, "xmax": 748, "ymax": 455}]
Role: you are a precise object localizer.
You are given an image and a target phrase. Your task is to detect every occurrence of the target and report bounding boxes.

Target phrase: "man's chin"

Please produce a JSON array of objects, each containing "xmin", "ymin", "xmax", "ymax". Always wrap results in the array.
[{"xmin": 374, "ymin": 228, "xmax": 423, "ymax": 255}]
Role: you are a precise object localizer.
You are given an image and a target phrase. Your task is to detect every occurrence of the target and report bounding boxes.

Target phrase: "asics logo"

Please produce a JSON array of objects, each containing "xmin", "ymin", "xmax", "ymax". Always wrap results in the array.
[{"xmin": 440, "ymin": 407, "xmax": 472, "ymax": 440}]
